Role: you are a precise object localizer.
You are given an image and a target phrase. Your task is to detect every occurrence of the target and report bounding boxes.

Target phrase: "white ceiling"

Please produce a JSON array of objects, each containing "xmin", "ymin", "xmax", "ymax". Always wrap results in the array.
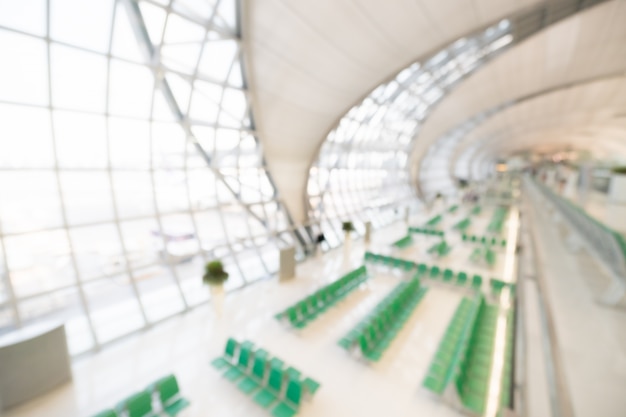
[
  {"xmin": 449, "ymin": 76, "xmax": 626, "ymax": 179},
  {"xmin": 242, "ymin": 0, "xmax": 543, "ymax": 222},
  {"xmin": 411, "ymin": 0, "xmax": 626, "ymax": 186}
]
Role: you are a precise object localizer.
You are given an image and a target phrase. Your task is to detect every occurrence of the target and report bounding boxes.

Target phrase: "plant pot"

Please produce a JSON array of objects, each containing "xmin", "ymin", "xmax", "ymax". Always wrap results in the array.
[{"xmin": 208, "ymin": 282, "xmax": 224, "ymax": 317}]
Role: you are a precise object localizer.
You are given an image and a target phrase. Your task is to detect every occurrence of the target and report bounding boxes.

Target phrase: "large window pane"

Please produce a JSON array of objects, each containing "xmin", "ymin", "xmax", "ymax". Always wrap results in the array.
[
  {"xmin": 51, "ymin": 45, "xmax": 107, "ymax": 112},
  {"xmin": 70, "ymin": 224, "xmax": 125, "ymax": 281},
  {"xmin": 61, "ymin": 172, "xmax": 115, "ymax": 225},
  {"xmin": 84, "ymin": 275, "xmax": 145, "ymax": 343},
  {"xmin": 5, "ymin": 230, "xmax": 75, "ymax": 298},
  {"xmin": 120, "ymin": 219, "xmax": 161, "ymax": 270},
  {"xmin": 135, "ymin": 264, "xmax": 184, "ymax": 322},
  {"xmin": 0, "ymin": 105, "xmax": 54, "ymax": 169},
  {"xmin": 54, "ymin": 111, "xmax": 108, "ymax": 168},
  {"xmin": 112, "ymin": 172, "xmax": 156, "ymax": 219},
  {"xmin": 0, "ymin": 171, "xmax": 63, "ymax": 234},
  {"xmin": 0, "ymin": 32, "xmax": 48, "ymax": 105},
  {"xmin": 50, "ymin": 0, "xmax": 114, "ymax": 52}
]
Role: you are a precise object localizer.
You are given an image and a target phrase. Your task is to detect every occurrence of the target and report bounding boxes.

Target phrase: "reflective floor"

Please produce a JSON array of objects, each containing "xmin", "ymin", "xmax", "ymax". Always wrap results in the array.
[{"xmin": 5, "ymin": 207, "xmax": 509, "ymax": 417}]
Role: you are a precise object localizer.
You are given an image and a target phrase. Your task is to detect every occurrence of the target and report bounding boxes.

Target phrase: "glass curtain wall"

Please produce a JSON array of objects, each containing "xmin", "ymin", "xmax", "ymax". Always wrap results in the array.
[
  {"xmin": 0, "ymin": 0, "xmax": 300, "ymax": 354},
  {"xmin": 307, "ymin": 21, "xmax": 514, "ymax": 248}
]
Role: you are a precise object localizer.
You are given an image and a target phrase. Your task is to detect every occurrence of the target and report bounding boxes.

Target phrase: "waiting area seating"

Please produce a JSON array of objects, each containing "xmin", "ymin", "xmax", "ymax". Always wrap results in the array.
[
  {"xmin": 391, "ymin": 234, "xmax": 413, "ymax": 249},
  {"xmin": 211, "ymin": 338, "xmax": 321, "ymax": 417},
  {"xmin": 453, "ymin": 217, "xmax": 471, "ymax": 232},
  {"xmin": 448, "ymin": 205, "xmax": 459, "ymax": 213},
  {"xmin": 338, "ymin": 278, "xmax": 429, "ymax": 361},
  {"xmin": 487, "ymin": 206, "xmax": 509, "ymax": 234},
  {"xmin": 470, "ymin": 205, "xmax": 481, "ymax": 215},
  {"xmin": 425, "ymin": 214, "xmax": 443, "ymax": 227},
  {"xmin": 469, "ymin": 246, "xmax": 497, "ymax": 268},
  {"xmin": 409, "ymin": 227, "xmax": 444, "ymax": 237},
  {"xmin": 363, "ymin": 252, "xmax": 484, "ymax": 290},
  {"xmin": 91, "ymin": 374, "xmax": 189, "ymax": 417},
  {"xmin": 427, "ymin": 240, "xmax": 452, "ymax": 258},
  {"xmin": 461, "ymin": 233, "xmax": 506, "ymax": 247},
  {"xmin": 423, "ymin": 294, "xmax": 511, "ymax": 415},
  {"xmin": 275, "ymin": 266, "xmax": 369, "ymax": 329}
]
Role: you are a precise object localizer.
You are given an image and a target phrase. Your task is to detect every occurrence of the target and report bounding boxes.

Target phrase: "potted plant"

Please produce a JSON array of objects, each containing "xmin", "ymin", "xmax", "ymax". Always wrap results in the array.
[
  {"xmin": 341, "ymin": 221, "xmax": 354, "ymax": 261},
  {"xmin": 342, "ymin": 221, "xmax": 354, "ymax": 238},
  {"xmin": 203, "ymin": 260, "xmax": 229, "ymax": 316}
]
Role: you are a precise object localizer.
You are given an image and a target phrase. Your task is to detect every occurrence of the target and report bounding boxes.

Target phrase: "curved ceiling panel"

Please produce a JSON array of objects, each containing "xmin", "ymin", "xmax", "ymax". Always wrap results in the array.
[
  {"xmin": 413, "ymin": 0, "xmax": 626, "ymax": 196},
  {"xmin": 243, "ymin": 0, "xmax": 544, "ymax": 221},
  {"xmin": 451, "ymin": 76, "xmax": 626, "ymax": 180}
]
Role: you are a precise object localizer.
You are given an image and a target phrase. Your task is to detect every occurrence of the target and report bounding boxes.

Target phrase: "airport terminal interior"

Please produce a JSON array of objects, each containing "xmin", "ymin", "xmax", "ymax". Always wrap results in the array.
[{"xmin": 1, "ymin": 0, "xmax": 626, "ymax": 416}]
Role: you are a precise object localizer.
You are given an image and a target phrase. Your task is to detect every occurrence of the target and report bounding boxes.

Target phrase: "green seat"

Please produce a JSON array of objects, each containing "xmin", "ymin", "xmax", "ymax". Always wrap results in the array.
[
  {"xmin": 272, "ymin": 379, "xmax": 302, "ymax": 417},
  {"xmin": 254, "ymin": 366, "xmax": 283, "ymax": 408},
  {"xmin": 238, "ymin": 352, "xmax": 268, "ymax": 394},
  {"xmin": 126, "ymin": 391, "xmax": 158, "ymax": 417},
  {"xmin": 92, "ymin": 410, "xmax": 118, "ymax": 417},
  {"xmin": 211, "ymin": 337, "xmax": 238, "ymax": 369},
  {"xmin": 157, "ymin": 375, "xmax": 190, "ymax": 416},
  {"xmin": 443, "ymin": 269, "xmax": 454, "ymax": 282},
  {"xmin": 303, "ymin": 377, "xmax": 320, "ymax": 395},
  {"xmin": 472, "ymin": 275, "xmax": 483, "ymax": 289},
  {"xmin": 430, "ymin": 266, "xmax": 440, "ymax": 278},
  {"xmin": 457, "ymin": 271, "xmax": 468, "ymax": 285},
  {"xmin": 224, "ymin": 343, "xmax": 253, "ymax": 381}
]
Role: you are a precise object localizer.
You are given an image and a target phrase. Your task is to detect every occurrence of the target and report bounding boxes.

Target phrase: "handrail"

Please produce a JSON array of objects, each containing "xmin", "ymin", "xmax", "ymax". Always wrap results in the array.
[{"xmin": 528, "ymin": 177, "xmax": 626, "ymax": 303}]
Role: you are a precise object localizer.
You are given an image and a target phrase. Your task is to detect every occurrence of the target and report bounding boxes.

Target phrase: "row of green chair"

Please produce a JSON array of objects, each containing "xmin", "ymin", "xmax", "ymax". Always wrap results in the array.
[
  {"xmin": 338, "ymin": 279, "xmax": 428, "ymax": 355},
  {"xmin": 357, "ymin": 279, "xmax": 429, "ymax": 361},
  {"xmin": 409, "ymin": 227, "xmax": 445, "ymax": 237},
  {"xmin": 469, "ymin": 246, "xmax": 497, "ymax": 267},
  {"xmin": 453, "ymin": 218, "xmax": 471, "ymax": 232},
  {"xmin": 211, "ymin": 338, "xmax": 320, "ymax": 417},
  {"xmin": 422, "ymin": 295, "xmax": 482, "ymax": 395},
  {"xmin": 487, "ymin": 206, "xmax": 509, "ymax": 234},
  {"xmin": 363, "ymin": 252, "xmax": 484, "ymax": 290},
  {"xmin": 462, "ymin": 233, "xmax": 506, "ymax": 247},
  {"xmin": 275, "ymin": 266, "xmax": 369, "ymax": 328},
  {"xmin": 391, "ymin": 234, "xmax": 413, "ymax": 249},
  {"xmin": 92, "ymin": 374, "xmax": 189, "ymax": 417},
  {"xmin": 427, "ymin": 240, "xmax": 452, "ymax": 257},
  {"xmin": 421, "ymin": 265, "xmax": 483, "ymax": 290},
  {"xmin": 490, "ymin": 278, "xmax": 516, "ymax": 297},
  {"xmin": 455, "ymin": 300, "xmax": 499, "ymax": 414},
  {"xmin": 426, "ymin": 214, "xmax": 443, "ymax": 227},
  {"xmin": 363, "ymin": 252, "xmax": 415, "ymax": 271}
]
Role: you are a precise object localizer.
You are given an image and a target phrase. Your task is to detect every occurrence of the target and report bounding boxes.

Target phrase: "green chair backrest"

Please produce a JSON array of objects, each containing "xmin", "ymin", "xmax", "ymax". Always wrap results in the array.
[
  {"xmin": 359, "ymin": 333, "xmax": 369, "ymax": 352},
  {"xmin": 127, "ymin": 391, "xmax": 153, "ymax": 417},
  {"xmin": 225, "ymin": 338, "xmax": 238, "ymax": 359},
  {"xmin": 285, "ymin": 379, "xmax": 302, "ymax": 407},
  {"xmin": 268, "ymin": 366, "xmax": 284, "ymax": 393},
  {"xmin": 238, "ymin": 344, "xmax": 252, "ymax": 368},
  {"xmin": 430, "ymin": 266, "xmax": 440, "ymax": 277},
  {"xmin": 158, "ymin": 375, "xmax": 180, "ymax": 405},
  {"xmin": 252, "ymin": 354, "xmax": 267, "ymax": 379},
  {"xmin": 92, "ymin": 410, "xmax": 118, "ymax": 417}
]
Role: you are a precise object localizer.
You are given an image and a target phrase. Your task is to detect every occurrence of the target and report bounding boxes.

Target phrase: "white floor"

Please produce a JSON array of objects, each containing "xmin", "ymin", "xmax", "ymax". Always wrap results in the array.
[{"xmin": 5, "ymin": 208, "xmax": 508, "ymax": 417}]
